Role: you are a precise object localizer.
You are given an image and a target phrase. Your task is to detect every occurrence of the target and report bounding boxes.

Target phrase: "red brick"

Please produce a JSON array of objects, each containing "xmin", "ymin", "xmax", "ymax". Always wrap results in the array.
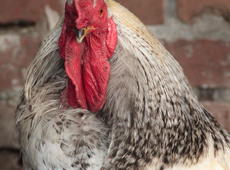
[
  {"xmin": 165, "ymin": 40, "xmax": 230, "ymax": 88},
  {"xmin": 177, "ymin": 0, "xmax": 230, "ymax": 22},
  {"xmin": 116, "ymin": 0, "xmax": 164, "ymax": 25},
  {"xmin": 0, "ymin": 32, "xmax": 42, "ymax": 90},
  {"xmin": 202, "ymin": 101, "xmax": 230, "ymax": 131},
  {"xmin": 0, "ymin": 0, "xmax": 164, "ymax": 25},
  {"xmin": 0, "ymin": 0, "xmax": 63, "ymax": 23}
]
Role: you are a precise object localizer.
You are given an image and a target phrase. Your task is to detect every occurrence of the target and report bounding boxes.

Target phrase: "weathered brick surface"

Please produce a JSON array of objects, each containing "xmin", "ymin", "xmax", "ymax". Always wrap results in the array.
[
  {"xmin": 116, "ymin": 0, "xmax": 164, "ymax": 25},
  {"xmin": 0, "ymin": 0, "xmax": 63, "ymax": 23},
  {"xmin": 0, "ymin": 102, "xmax": 19, "ymax": 148},
  {"xmin": 177, "ymin": 0, "xmax": 230, "ymax": 22},
  {"xmin": 165, "ymin": 40, "xmax": 230, "ymax": 88},
  {"xmin": 0, "ymin": 32, "xmax": 41, "ymax": 90},
  {"xmin": 202, "ymin": 101, "xmax": 230, "ymax": 131}
]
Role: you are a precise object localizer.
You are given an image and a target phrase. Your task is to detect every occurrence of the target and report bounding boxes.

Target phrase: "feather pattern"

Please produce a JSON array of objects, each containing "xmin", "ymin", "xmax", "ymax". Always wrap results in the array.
[
  {"xmin": 100, "ymin": 1, "xmax": 230, "ymax": 169},
  {"xmin": 16, "ymin": 22, "xmax": 108, "ymax": 170},
  {"xmin": 16, "ymin": 1, "xmax": 230, "ymax": 170}
]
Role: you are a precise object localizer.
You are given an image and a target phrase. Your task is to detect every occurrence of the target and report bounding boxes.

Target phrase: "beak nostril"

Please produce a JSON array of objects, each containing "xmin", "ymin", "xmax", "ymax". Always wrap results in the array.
[
  {"xmin": 74, "ymin": 26, "xmax": 95, "ymax": 43},
  {"xmin": 74, "ymin": 28, "xmax": 85, "ymax": 43},
  {"xmin": 74, "ymin": 28, "xmax": 84, "ymax": 37},
  {"xmin": 73, "ymin": 28, "xmax": 78, "ymax": 34}
]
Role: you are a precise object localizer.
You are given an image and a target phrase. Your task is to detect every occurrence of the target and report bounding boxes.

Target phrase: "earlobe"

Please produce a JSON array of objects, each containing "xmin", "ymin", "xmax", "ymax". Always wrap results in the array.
[{"xmin": 106, "ymin": 18, "xmax": 117, "ymax": 57}]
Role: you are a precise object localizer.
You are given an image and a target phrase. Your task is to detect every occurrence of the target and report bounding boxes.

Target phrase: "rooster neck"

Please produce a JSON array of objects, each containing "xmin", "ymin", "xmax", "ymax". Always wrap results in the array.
[
  {"xmin": 102, "ymin": 36, "xmax": 230, "ymax": 168},
  {"xmin": 101, "ymin": 6, "xmax": 230, "ymax": 166}
]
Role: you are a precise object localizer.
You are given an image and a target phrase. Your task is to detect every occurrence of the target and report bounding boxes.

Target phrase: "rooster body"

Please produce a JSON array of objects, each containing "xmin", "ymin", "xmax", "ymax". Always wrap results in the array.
[
  {"xmin": 16, "ymin": 27, "xmax": 108, "ymax": 170},
  {"xmin": 16, "ymin": 0, "xmax": 230, "ymax": 170}
]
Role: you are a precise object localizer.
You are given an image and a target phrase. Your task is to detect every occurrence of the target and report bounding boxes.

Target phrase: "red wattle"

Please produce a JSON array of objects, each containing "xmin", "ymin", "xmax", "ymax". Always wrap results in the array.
[
  {"xmin": 59, "ymin": 5, "xmax": 117, "ymax": 112},
  {"xmin": 83, "ymin": 50, "xmax": 111, "ymax": 112},
  {"xmin": 64, "ymin": 36, "xmax": 87, "ymax": 109},
  {"xmin": 82, "ymin": 19, "xmax": 117, "ymax": 112}
]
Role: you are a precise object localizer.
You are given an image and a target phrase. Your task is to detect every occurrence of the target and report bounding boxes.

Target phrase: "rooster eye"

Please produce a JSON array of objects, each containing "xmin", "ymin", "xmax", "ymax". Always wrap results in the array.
[{"xmin": 99, "ymin": 9, "xmax": 103, "ymax": 16}]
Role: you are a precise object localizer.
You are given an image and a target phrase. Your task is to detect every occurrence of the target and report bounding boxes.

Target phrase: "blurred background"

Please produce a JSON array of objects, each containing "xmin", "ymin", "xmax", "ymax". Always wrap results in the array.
[{"xmin": 0, "ymin": 0, "xmax": 230, "ymax": 169}]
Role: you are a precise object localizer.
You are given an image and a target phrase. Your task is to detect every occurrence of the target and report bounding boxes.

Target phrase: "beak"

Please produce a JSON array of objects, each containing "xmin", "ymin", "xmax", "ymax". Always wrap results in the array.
[{"xmin": 76, "ymin": 26, "xmax": 95, "ymax": 43}]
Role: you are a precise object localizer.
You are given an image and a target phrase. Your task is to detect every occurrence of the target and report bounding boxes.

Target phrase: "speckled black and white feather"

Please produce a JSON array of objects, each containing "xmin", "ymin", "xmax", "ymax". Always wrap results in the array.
[{"xmin": 99, "ymin": 1, "xmax": 230, "ymax": 169}]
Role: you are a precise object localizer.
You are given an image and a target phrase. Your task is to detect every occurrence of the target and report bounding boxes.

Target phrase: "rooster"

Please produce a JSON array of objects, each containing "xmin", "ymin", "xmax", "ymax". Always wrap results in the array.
[{"xmin": 16, "ymin": 0, "xmax": 230, "ymax": 170}]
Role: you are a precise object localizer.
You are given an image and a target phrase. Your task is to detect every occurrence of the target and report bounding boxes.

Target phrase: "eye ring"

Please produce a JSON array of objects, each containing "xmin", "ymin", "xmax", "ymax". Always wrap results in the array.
[{"xmin": 99, "ymin": 9, "xmax": 103, "ymax": 16}]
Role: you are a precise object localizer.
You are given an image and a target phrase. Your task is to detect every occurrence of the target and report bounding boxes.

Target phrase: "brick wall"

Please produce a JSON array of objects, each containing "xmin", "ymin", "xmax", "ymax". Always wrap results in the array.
[{"xmin": 0, "ymin": 0, "xmax": 230, "ymax": 169}]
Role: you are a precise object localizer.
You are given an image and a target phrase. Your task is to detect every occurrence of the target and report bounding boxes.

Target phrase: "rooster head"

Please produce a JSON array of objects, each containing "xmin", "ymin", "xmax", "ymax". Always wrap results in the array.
[{"xmin": 59, "ymin": 0, "xmax": 117, "ymax": 112}]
